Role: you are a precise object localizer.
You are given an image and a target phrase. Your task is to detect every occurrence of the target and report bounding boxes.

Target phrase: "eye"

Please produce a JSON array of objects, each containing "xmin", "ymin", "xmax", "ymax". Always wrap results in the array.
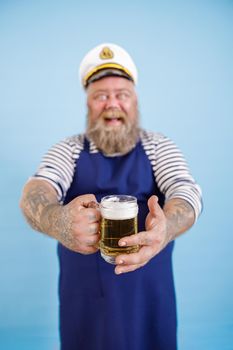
[
  {"xmin": 94, "ymin": 94, "xmax": 108, "ymax": 101},
  {"xmin": 117, "ymin": 92, "xmax": 130, "ymax": 100}
]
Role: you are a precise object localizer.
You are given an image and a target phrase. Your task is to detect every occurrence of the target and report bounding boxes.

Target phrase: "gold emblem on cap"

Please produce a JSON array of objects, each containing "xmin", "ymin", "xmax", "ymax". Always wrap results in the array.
[{"xmin": 99, "ymin": 47, "xmax": 114, "ymax": 60}]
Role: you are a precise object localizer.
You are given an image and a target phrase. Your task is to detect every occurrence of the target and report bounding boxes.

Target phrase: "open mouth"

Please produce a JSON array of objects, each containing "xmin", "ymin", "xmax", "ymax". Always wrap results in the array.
[{"xmin": 103, "ymin": 116, "xmax": 124, "ymax": 126}]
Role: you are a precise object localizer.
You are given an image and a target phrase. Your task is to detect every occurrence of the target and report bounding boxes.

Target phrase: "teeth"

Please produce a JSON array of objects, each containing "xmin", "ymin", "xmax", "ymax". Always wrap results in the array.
[{"xmin": 105, "ymin": 117, "xmax": 121, "ymax": 120}]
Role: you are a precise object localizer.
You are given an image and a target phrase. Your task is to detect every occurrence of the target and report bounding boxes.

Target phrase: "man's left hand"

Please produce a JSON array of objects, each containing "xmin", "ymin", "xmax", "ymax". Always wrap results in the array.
[{"xmin": 115, "ymin": 195, "xmax": 171, "ymax": 274}]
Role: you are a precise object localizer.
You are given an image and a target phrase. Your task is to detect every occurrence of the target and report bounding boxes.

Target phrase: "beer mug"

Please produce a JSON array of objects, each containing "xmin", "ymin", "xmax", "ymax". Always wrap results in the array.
[{"xmin": 99, "ymin": 195, "xmax": 139, "ymax": 264}]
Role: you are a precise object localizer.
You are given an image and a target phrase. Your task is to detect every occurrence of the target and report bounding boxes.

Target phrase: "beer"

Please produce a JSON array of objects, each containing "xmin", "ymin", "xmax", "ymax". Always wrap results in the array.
[{"xmin": 100, "ymin": 195, "xmax": 139, "ymax": 264}]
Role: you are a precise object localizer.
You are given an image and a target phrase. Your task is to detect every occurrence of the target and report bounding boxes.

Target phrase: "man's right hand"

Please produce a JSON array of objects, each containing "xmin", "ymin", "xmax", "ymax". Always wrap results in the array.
[
  {"xmin": 20, "ymin": 179, "xmax": 101, "ymax": 254},
  {"xmin": 45, "ymin": 194, "xmax": 101, "ymax": 254}
]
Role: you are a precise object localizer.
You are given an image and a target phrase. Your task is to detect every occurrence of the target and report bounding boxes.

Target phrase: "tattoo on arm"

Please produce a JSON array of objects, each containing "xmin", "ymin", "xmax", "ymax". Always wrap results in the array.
[
  {"xmin": 40, "ymin": 204, "xmax": 76, "ymax": 249},
  {"xmin": 163, "ymin": 198, "xmax": 195, "ymax": 240},
  {"xmin": 20, "ymin": 180, "xmax": 78, "ymax": 250},
  {"xmin": 20, "ymin": 180, "xmax": 59, "ymax": 236}
]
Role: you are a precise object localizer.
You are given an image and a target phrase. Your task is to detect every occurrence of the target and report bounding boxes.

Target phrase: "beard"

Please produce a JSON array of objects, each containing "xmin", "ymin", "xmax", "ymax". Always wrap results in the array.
[{"xmin": 86, "ymin": 109, "xmax": 140, "ymax": 155}]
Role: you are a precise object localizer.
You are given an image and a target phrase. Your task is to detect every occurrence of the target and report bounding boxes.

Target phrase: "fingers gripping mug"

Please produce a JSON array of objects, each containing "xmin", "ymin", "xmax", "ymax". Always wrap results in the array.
[{"xmin": 99, "ymin": 195, "xmax": 139, "ymax": 264}]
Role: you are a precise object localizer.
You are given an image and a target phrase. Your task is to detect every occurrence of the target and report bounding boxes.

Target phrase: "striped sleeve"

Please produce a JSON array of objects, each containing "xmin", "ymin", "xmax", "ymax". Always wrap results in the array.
[
  {"xmin": 33, "ymin": 134, "xmax": 84, "ymax": 203},
  {"xmin": 141, "ymin": 130, "xmax": 203, "ymax": 220}
]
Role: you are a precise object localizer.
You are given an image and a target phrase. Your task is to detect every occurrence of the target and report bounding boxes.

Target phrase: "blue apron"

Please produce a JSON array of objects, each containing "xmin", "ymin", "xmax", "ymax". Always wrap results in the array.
[{"xmin": 58, "ymin": 138, "xmax": 177, "ymax": 350}]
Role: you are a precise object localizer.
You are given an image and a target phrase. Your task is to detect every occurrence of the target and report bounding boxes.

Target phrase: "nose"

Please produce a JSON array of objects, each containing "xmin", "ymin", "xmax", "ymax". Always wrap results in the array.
[{"xmin": 105, "ymin": 94, "xmax": 120, "ymax": 110}]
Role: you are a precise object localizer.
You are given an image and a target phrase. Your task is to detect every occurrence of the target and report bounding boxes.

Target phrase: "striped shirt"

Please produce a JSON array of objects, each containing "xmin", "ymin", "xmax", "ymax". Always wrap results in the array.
[{"xmin": 33, "ymin": 129, "xmax": 202, "ymax": 220}]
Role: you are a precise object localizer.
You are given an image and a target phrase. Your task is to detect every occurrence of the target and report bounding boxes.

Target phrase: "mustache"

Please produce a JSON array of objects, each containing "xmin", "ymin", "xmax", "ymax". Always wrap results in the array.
[{"xmin": 100, "ymin": 109, "xmax": 127, "ymax": 121}]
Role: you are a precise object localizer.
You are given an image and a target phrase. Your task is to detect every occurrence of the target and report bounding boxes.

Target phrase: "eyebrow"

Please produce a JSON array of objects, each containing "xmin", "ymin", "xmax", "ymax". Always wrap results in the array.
[{"xmin": 91, "ymin": 88, "xmax": 132, "ymax": 94}]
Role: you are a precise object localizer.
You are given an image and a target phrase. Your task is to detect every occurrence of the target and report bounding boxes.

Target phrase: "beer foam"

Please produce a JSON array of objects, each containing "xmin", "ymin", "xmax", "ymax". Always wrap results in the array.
[{"xmin": 100, "ymin": 196, "xmax": 138, "ymax": 220}]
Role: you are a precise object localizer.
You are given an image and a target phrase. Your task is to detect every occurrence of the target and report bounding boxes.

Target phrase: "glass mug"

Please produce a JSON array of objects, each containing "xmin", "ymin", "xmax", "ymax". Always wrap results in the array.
[{"xmin": 99, "ymin": 195, "xmax": 139, "ymax": 264}]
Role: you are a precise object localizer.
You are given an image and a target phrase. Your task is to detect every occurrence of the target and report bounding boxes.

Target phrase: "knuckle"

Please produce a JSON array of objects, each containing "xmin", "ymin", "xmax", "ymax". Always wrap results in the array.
[
  {"xmin": 127, "ymin": 254, "xmax": 141, "ymax": 265},
  {"xmin": 124, "ymin": 234, "xmax": 137, "ymax": 246},
  {"xmin": 90, "ymin": 209, "xmax": 101, "ymax": 221},
  {"xmin": 87, "ymin": 235, "xmax": 99, "ymax": 245},
  {"xmin": 145, "ymin": 236, "xmax": 153, "ymax": 245},
  {"xmin": 86, "ymin": 201, "xmax": 99, "ymax": 209},
  {"xmin": 138, "ymin": 233, "xmax": 149, "ymax": 245},
  {"xmin": 146, "ymin": 232, "xmax": 158, "ymax": 245},
  {"xmin": 73, "ymin": 194, "xmax": 99, "ymax": 210},
  {"xmin": 89, "ymin": 223, "xmax": 99, "ymax": 234}
]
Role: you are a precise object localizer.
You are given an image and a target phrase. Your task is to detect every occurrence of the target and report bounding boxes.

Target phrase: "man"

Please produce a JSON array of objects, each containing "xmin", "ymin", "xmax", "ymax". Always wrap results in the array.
[{"xmin": 20, "ymin": 43, "xmax": 202, "ymax": 350}]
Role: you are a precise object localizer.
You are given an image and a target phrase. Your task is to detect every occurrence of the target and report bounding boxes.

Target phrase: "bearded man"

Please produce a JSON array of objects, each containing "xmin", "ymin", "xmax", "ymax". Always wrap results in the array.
[{"xmin": 20, "ymin": 43, "xmax": 202, "ymax": 350}]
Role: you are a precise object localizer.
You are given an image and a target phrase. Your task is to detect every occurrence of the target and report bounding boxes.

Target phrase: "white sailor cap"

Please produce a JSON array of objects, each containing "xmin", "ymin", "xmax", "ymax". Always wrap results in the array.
[{"xmin": 79, "ymin": 43, "xmax": 138, "ymax": 88}]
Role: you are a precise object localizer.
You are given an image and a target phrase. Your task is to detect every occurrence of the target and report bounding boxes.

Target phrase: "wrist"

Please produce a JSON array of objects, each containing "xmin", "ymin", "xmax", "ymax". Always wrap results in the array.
[
  {"xmin": 164, "ymin": 216, "xmax": 175, "ymax": 243},
  {"xmin": 40, "ymin": 203, "xmax": 63, "ymax": 239},
  {"xmin": 163, "ymin": 198, "xmax": 195, "ymax": 240}
]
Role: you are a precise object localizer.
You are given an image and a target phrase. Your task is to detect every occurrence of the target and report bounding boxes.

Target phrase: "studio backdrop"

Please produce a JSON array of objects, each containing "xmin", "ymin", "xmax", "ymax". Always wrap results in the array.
[{"xmin": 0, "ymin": 0, "xmax": 232, "ymax": 349}]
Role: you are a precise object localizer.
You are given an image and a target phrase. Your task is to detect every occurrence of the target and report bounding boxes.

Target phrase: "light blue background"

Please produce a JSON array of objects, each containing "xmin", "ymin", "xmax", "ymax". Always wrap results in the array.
[{"xmin": 1, "ymin": 0, "xmax": 232, "ymax": 349}]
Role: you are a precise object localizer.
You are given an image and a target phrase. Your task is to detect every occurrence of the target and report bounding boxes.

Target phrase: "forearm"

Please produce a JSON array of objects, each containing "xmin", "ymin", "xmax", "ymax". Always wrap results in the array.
[
  {"xmin": 19, "ymin": 179, "xmax": 62, "ymax": 239},
  {"xmin": 163, "ymin": 198, "xmax": 195, "ymax": 241},
  {"xmin": 20, "ymin": 179, "xmax": 101, "ymax": 254}
]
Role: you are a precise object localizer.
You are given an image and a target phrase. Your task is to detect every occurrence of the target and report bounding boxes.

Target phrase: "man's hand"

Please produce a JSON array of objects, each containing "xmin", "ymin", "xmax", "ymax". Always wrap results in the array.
[
  {"xmin": 115, "ymin": 196, "xmax": 169, "ymax": 274},
  {"xmin": 42, "ymin": 195, "xmax": 101, "ymax": 254},
  {"xmin": 20, "ymin": 179, "xmax": 101, "ymax": 254},
  {"xmin": 115, "ymin": 195, "xmax": 195, "ymax": 274}
]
